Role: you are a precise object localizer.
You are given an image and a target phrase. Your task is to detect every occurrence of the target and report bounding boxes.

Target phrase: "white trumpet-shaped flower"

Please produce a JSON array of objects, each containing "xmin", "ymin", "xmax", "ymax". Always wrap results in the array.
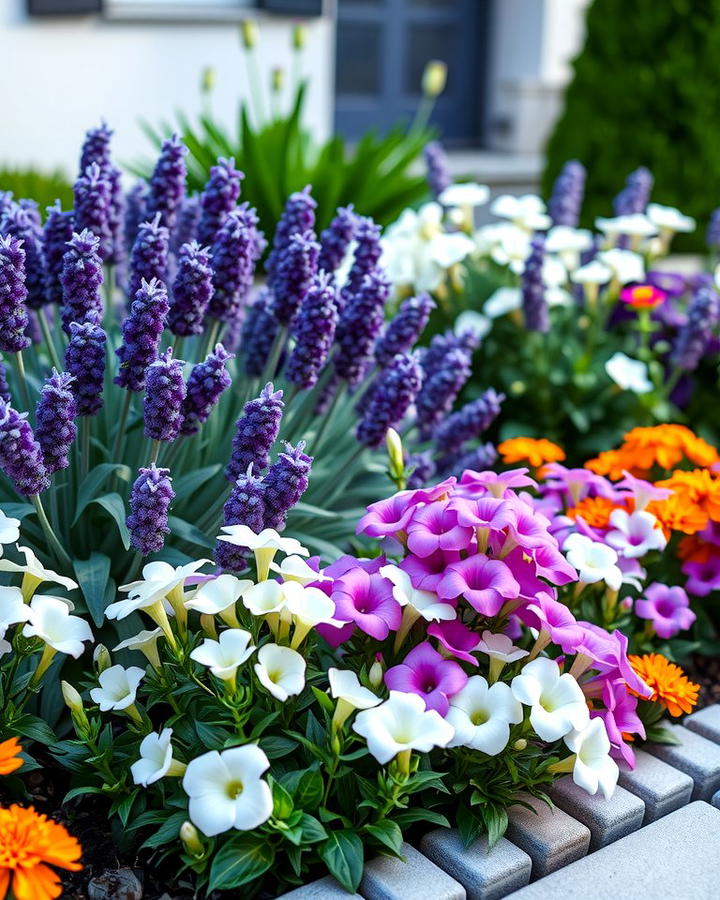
[
  {"xmin": 353, "ymin": 690, "xmax": 455, "ymax": 764},
  {"xmin": 113, "ymin": 628, "xmax": 163, "ymax": 668},
  {"xmin": 646, "ymin": 203, "xmax": 695, "ymax": 234},
  {"xmin": 254, "ymin": 643, "xmax": 306, "ymax": 701},
  {"xmin": 0, "ymin": 546, "xmax": 78, "ymax": 601},
  {"xmin": 490, "ymin": 194, "xmax": 551, "ymax": 231},
  {"xmin": 511, "ymin": 657, "xmax": 589, "ymax": 742},
  {"xmin": 439, "ymin": 182, "xmax": 490, "ymax": 209},
  {"xmin": 182, "ymin": 745, "xmax": 273, "ymax": 837},
  {"xmin": 605, "ymin": 352, "xmax": 653, "ymax": 394},
  {"xmin": 23, "ymin": 594, "xmax": 93, "ymax": 658},
  {"xmin": 184, "ymin": 574, "xmax": 252, "ymax": 626},
  {"xmin": 283, "ymin": 581, "xmax": 341, "ymax": 647},
  {"xmin": 595, "ymin": 213, "xmax": 657, "ymax": 238},
  {"xmin": 605, "ymin": 508, "xmax": 667, "ymax": 559},
  {"xmin": 131, "ymin": 728, "xmax": 186, "ymax": 787},
  {"xmin": 447, "ymin": 676, "xmax": 523, "ymax": 755},
  {"xmin": 564, "ymin": 717, "xmax": 619, "ymax": 799},
  {"xmin": 379, "ymin": 565, "xmax": 455, "ymax": 622},
  {"xmin": 216, "ymin": 526, "xmax": 308, "ymax": 580},
  {"xmin": 0, "ymin": 510, "xmax": 20, "ymax": 552},
  {"xmin": 563, "ymin": 533, "xmax": 623, "ymax": 591},
  {"xmin": 484, "ymin": 286, "xmax": 523, "ymax": 318},
  {"xmin": 597, "ymin": 249, "xmax": 645, "ymax": 285},
  {"xmin": 113, "ymin": 560, "xmax": 211, "ymax": 617},
  {"xmin": 90, "ymin": 665, "xmax": 145, "ymax": 712},
  {"xmin": 269, "ymin": 555, "xmax": 328, "ymax": 585},
  {"xmin": 242, "ymin": 580, "xmax": 286, "ymax": 617},
  {"xmin": 571, "ymin": 259, "xmax": 612, "ymax": 286},
  {"xmin": 328, "ymin": 668, "xmax": 381, "ymax": 716},
  {"xmin": 0, "ymin": 585, "xmax": 31, "ymax": 655},
  {"xmin": 190, "ymin": 629, "xmax": 255, "ymax": 682}
]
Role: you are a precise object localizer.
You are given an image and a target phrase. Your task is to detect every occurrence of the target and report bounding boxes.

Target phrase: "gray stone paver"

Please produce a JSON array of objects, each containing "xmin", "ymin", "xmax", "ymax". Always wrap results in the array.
[
  {"xmin": 505, "ymin": 801, "xmax": 720, "ymax": 899},
  {"xmin": 617, "ymin": 747, "xmax": 694, "ymax": 823},
  {"xmin": 685, "ymin": 705, "xmax": 720, "ymax": 744},
  {"xmin": 360, "ymin": 842, "xmax": 466, "ymax": 900},
  {"xmin": 505, "ymin": 794, "xmax": 590, "ymax": 879},
  {"xmin": 278, "ymin": 876, "xmax": 361, "ymax": 898},
  {"xmin": 644, "ymin": 723, "xmax": 720, "ymax": 801},
  {"xmin": 547, "ymin": 776, "xmax": 645, "ymax": 849},
  {"xmin": 421, "ymin": 828, "xmax": 532, "ymax": 900}
]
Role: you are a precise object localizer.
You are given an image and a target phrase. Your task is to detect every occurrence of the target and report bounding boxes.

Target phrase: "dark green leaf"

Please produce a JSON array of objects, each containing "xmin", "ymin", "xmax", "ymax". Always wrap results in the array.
[
  {"xmin": 87, "ymin": 494, "xmax": 130, "ymax": 550},
  {"xmin": 172, "ymin": 465, "xmax": 221, "ymax": 498},
  {"xmin": 168, "ymin": 515, "xmax": 215, "ymax": 549},
  {"xmin": 271, "ymin": 776, "xmax": 295, "ymax": 819},
  {"xmin": 73, "ymin": 553, "xmax": 112, "ymax": 626},
  {"xmin": 295, "ymin": 768, "xmax": 324, "ymax": 809},
  {"xmin": 298, "ymin": 812, "xmax": 327, "ymax": 844},
  {"xmin": 73, "ymin": 464, "xmax": 131, "ymax": 524},
  {"xmin": 319, "ymin": 829, "xmax": 364, "ymax": 893},
  {"xmin": 140, "ymin": 812, "xmax": 188, "ymax": 850},
  {"xmin": 364, "ymin": 820, "xmax": 404, "ymax": 857},
  {"xmin": 208, "ymin": 834, "xmax": 275, "ymax": 891}
]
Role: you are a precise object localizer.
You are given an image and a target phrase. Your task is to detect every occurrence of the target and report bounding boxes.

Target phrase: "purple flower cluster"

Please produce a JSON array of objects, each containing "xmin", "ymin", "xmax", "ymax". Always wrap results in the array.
[
  {"xmin": 127, "ymin": 214, "xmax": 169, "ymax": 303},
  {"xmin": 613, "ymin": 166, "xmax": 653, "ymax": 216},
  {"xmin": 60, "ymin": 230, "xmax": 104, "ymax": 333},
  {"xmin": 79, "ymin": 123, "xmax": 124, "ymax": 265},
  {"xmin": 0, "ymin": 235, "xmax": 30, "ymax": 353},
  {"xmin": 208, "ymin": 204, "xmax": 261, "ymax": 323},
  {"xmin": 272, "ymin": 230, "xmax": 320, "ymax": 326},
  {"xmin": 172, "ymin": 195, "xmax": 201, "ymax": 254},
  {"xmin": 181, "ymin": 344, "xmax": 233, "ymax": 436},
  {"xmin": 143, "ymin": 349, "xmax": 187, "ymax": 442},
  {"xmin": 265, "ymin": 186, "xmax": 316, "ymax": 288},
  {"xmin": 35, "ymin": 370, "xmax": 77, "ymax": 474},
  {"xmin": 0, "ymin": 400, "xmax": 49, "ymax": 495},
  {"xmin": 73, "ymin": 162, "xmax": 114, "ymax": 262},
  {"xmin": 169, "ymin": 241, "xmax": 214, "ymax": 337},
  {"xmin": 240, "ymin": 290, "xmax": 279, "ymax": 377},
  {"xmin": 423, "ymin": 141, "xmax": 452, "ymax": 200},
  {"xmin": 225, "ymin": 382, "xmax": 284, "ymax": 482},
  {"xmin": 215, "ymin": 472, "xmax": 266, "ymax": 572},
  {"xmin": 338, "ymin": 216, "xmax": 382, "ymax": 314},
  {"xmin": 127, "ymin": 464, "xmax": 175, "ymax": 555},
  {"xmin": 416, "ymin": 342, "xmax": 472, "ymax": 440},
  {"xmin": 375, "ymin": 293, "xmax": 435, "ymax": 367},
  {"xmin": 197, "ymin": 157, "xmax": 244, "ymax": 248},
  {"xmin": 43, "ymin": 201, "xmax": 74, "ymax": 306},
  {"xmin": 0, "ymin": 361, "xmax": 10, "ymax": 404},
  {"xmin": 0, "ymin": 204, "xmax": 46, "ymax": 310},
  {"xmin": 670, "ymin": 285, "xmax": 720, "ymax": 371},
  {"xmin": 335, "ymin": 268, "xmax": 390, "ymax": 386},
  {"xmin": 124, "ymin": 182, "xmax": 149, "ymax": 253},
  {"xmin": 357, "ymin": 352, "xmax": 423, "ymax": 448},
  {"xmin": 706, "ymin": 209, "xmax": 720, "ymax": 249},
  {"xmin": 115, "ymin": 278, "xmax": 169, "ymax": 392},
  {"xmin": 318, "ymin": 205, "xmax": 356, "ymax": 274},
  {"xmin": 548, "ymin": 160, "xmax": 586, "ymax": 227},
  {"xmin": 286, "ymin": 271, "xmax": 338, "ymax": 389},
  {"xmin": 145, "ymin": 134, "xmax": 188, "ymax": 233},
  {"xmin": 64, "ymin": 320, "xmax": 107, "ymax": 416},
  {"xmin": 263, "ymin": 441, "xmax": 313, "ymax": 530},
  {"xmin": 522, "ymin": 234, "xmax": 548, "ymax": 333},
  {"xmin": 434, "ymin": 388, "xmax": 504, "ymax": 456}
]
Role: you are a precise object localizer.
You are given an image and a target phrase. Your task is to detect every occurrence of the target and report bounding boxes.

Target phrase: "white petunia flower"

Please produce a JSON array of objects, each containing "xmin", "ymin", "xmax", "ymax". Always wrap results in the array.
[
  {"xmin": 489, "ymin": 226, "xmax": 532, "ymax": 273},
  {"xmin": 254, "ymin": 643, "xmax": 306, "ymax": 702},
  {"xmin": 511, "ymin": 657, "xmax": 589, "ymax": 742},
  {"xmin": 190, "ymin": 629, "xmax": 255, "ymax": 683},
  {"xmin": 113, "ymin": 628, "xmax": 164, "ymax": 669},
  {"xmin": 90, "ymin": 664, "xmax": 145, "ymax": 712},
  {"xmin": 545, "ymin": 226, "xmax": 594, "ymax": 256},
  {"xmin": 282, "ymin": 581, "xmax": 341, "ymax": 648},
  {"xmin": 454, "ymin": 310, "xmax": 491, "ymax": 342},
  {"xmin": 595, "ymin": 214, "xmax": 657, "ymax": 238},
  {"xmin": 605, "ymin": 352, "xmax": 653, "ymax": 394},
  {"xmin": 353, "ymin": 690, "xmax": 455, "ymax": 765},
  {"xmin": 0, "ymin": 510, "xmax": 21, "ymax": 553},
  {"xmin": 269, "ymin": 555, "xmax": 328, "ymax": 585},
  {"xmin": 490, "ymin": 194, "xmax": 551, "ymax": 231},
  {"xmin": 439, "ymin": 182, "xmax": 490, "ymax": 209},
  {"xmin": 605, "ymin": 509, "xmax": 666, "ymax": 558},
  {"xmin": 379, "ymin": 564, "xmax": 455, "ymax": 622},
  {"xmin": 563, "ymin": 533, "xmax": 623, "ymax": 591},
  {"xmin": 447, "ymin": 676, "xmax": 523, "ymax": 754},
  {"xmin": 646, "ymin": 203, "xmax": 695, "ymax": 234},
  {"xmin": 182, "ymin": 745, "xmax": 273, "ymax": 837},
  {"xmin": 216, "ymin": 526, "xmax": 308, "ymax": 581},
  {"xmin": 111, "ymin": 559, "xmax": 211, "ymax": 624},
  {"xmin": 0, "ymin": 585, "xmax": 31, "ymax": 656},
  {"xmin": 23, "ymin": 594, "xmax": 93, "ymax": 658},
  {"xmin": 484, "ymin": 286, "xmax": 522, "ymax": 318},
  {"xmin": 476, "ymin": 631, "xmax": 528, "ymax": 664},
  {"xmin": 184, "ymin": 574, "xmax": 252, "ymax": 627},
  {"xmin": 597, "ymin": 249, "xmax": 645, "ymax": 285},
  {"xmin": 131, "ymin": 728, "xmax": 186, "ymax": 787},
  {"xmin": 564, "ymin": 717, "xmax": 619, "ymax": 799},
  {"xmin": 328, "ymin": 668, "xmax": 381, "ymax": 729},
  {"xmin": 242, "ymin": 580, "xmax": 287, "ymax": 617},
  {"xmin": 0, "ymin": 546, "xmax": 78, "ymax": 601},
  {"xmin": 571, "ymin": 259, "xmax": 612, "ymax": 286}
]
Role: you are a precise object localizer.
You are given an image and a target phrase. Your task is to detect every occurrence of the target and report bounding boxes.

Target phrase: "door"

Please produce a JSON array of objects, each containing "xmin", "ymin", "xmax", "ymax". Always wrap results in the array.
[{"xmin": 334, "ymin": 0, "xmax": 486, "ymax": 143}]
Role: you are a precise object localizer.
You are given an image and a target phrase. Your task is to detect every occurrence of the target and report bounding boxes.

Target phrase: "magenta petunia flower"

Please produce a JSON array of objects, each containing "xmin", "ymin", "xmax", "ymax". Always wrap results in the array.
[
  {"xmin": 518, "ymin": 591, "xmax": 583, "ymax": 653},
  {"xmin": 541, "ymin": 463, "xmax": 617, "ymax": 506},
  {"xmin": 533, "ymin": 542, "xmax": 579, "ymax": 585},
  {"xmin": 330, "ymin": 567, "xmax": 401, "ymax": 640},
  {"xmin": 457, "ymin": 467, "xmax": 536, "ymax": 499},
  {"xmin": 355, "ymin": 493, "xmax": 419, "ymax": 538},
  {"xmin": 682, "ymin": 554, "xmax": 720, "ymax": 597},
  {"xmin": 325, "ymin": 554, "xmax": 385, "ymax": 579},
  {"xmin": 399, "ymin": 548, "xmax": 461, "ymax": 592},
  {"xmin": 574, "ymin": 623, "xmax": 653, "ymax": 699},
  {"xmin": 635, "ymin": 582, "xmax": 696, "ymax": 638},
  {"xmin": 384, "ymin": 641, "xmax": 468, "ymax": 714},
  {"xmin": 589, "ymin": 677, "xmax": 645, "ymax": 767},
  {"xmin": 505, "ymin": 502, "xmax": 554, "ymax": 551},
  {"xmin": 615, "ymin": 470, "xmax": 672, "ymax": 511},
  {"xmin": 406, "ymin": 501, "xmax": 475, "ymax": 557},
  {"xmin": 502, "ymin": 548, "xmax": 555, "ymax": 603},
  {"xmin": 448, "ymin": 496, "xmax": 514, "ymax": 531},
  {"xmin": 427, "ymin": 618, "xmax": 480, "ymax": 665},
  {"xmin": 437, "ymin": 556, "xmax": 519, "ymax": 616}
]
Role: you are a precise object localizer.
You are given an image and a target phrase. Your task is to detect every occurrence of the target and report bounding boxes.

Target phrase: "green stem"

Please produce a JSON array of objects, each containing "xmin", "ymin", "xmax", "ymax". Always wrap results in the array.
[
  {"xmin": 111, "ymin": 390, "xmax": 133, "ymax": 463},
  {"xmin": 80, "ymin": 417, "xmax": 91, "ymax": 482},
  {"xmin": 245, "ymin": 47, "xmax": 267, "ymax": 125},
  {"xmin": 259, "ymin": 326, "xmax": 288, "ymax": 387},
  {"xmin": 31, "ymin": 494, "xmax": 72, "ymax": 570},
  {"xmin": 37, "ymin": 310, "xmax": 63, "ymax": 371},
  {"xmin": 11, "ymin": 351, "xmax": 31, "ymax": 411},
  {"xmin": 311, "ymin": 382, "xmax": 342, "ymax": 454}
]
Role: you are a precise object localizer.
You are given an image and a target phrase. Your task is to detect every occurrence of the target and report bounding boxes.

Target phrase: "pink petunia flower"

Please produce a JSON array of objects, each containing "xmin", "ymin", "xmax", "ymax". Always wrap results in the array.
[
  {"xmin": 682, "ymin": 554, "xmax": 720, "ymax": 597},
  {"xmin": 428, "ymin": 618, "xmax": 481, "ymax": 665},
  {"xmin": 517, "ymin": 591, "xmax": 584, "ymax": 653},
  {"xmin": 457, "ymin": 468, "xmax": 536, "ymax": 500},
  {"xmin": 437, "ymin": 556, "xmax": 520, "ymax": 616},
  {"xmin": 406, "ymin": 502, "xmax": 475, "ymax": 558},
  {"xmin": 384, "ymin": 641, "xmax": 468, "ymax": 714},
  {"xmin": 635, "ymin": 582, "xmax": 696, "ymax": 639},
  {"xmin": 330, "ymin": 567, "xmax": 401, "ymax": 641},
  {"xmin": 589, "ymin": 677, "xmax": 645, "ymax": 767},
  {"xmin": 399, "ymin": 548, "xmax": 461, "ymax": 592}
]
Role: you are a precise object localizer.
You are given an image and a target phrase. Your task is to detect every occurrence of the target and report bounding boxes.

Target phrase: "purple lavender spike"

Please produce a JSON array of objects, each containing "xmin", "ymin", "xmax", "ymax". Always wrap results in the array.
[
  {"xmin": 337, "ymin": 216, "xmax": 382, "ymax": 315},
  {"xmin": 241, "ymin": 290, "xmax": 279, "ymax": 377},
  {"xmin": 197, "ymin": 157, "xmax": 244, "ymax": 248},
  {"xmin": 522, "ymin": 234, "xmax": 548, "ymax": 333},
  {"xmin": 0, "ymin": 235, "xmax": 31, "ymax": 353},
  {"xmin": 180, "ymin": 344, "xmax": 233, "ymax": 436},
  {"xmin": 271, "ymin": 230, "xmax": 319, "ymax": 327},
  {"xmin": 127, "ymin": 213, "xmax": 169, "ymax": 303},
  {"xmin": 0, "ymin": 400, "xmax": 49, "ymax": 495},
  {"xmin": 286, "ymin": 271, "xmax": 338, "ymax": 389},
  {"xmin": 115, "ymin": 277, "xmax": 169, "ymax": 392},
  {"xmin": 263, "ymin": 441, "xmax": 313, "ymax": 530},
  {"xmin": 73, "ymin": 162, "xmax": 114, "ymax": 262},
  {"xmin": 79, "ymin": 122, "xmax": 124, "ymax": 264},
  {"xmin": 335, "ymin": 268, "xmax": 389, "ymax": 386},
  {"xmin": 208, "ymin": 204, "xmax": 262, "ymax": 324},
  {"xmin": 318, "ymin": 205, "xmax": 356, "ymax": 274},
  {"xmin": 143, "ymin": 348, "xmax": 187, "ymax": 442},
  {"xmin": 406, "ymin": 451, "xmax": 436, "ymax": 490},
  {"xmin": 671, "ymin": 286, "xmax": 720, "ymax": 371},
  {"xmin": 415, "ymin": 346, "xmax": 472, "ymax": 441},
  {"xmin": 423, "ymin": 141, "xmax": 452, "ymax": 200},
  {"xmin": 145, "ymin": 134, "xmax": 188, "ymax": 233},
  {"xmin": 225, "ymin": 383, "xmax": 284, "ymax": 482},
  {"xmin": 35, "ymin": 369, "xmax": 77, "ymax": 474},
  {"xmin": 265, "ymin": 186, "xmax": 316, "ymax": 289},
  {"xmin": 169, "ymin": 240, "xmax": 214, "ymax": 337},
  {"xmin": 356, "ymin": 352, "xmax": 423, "ymax": 448},
  {"xmin": 64, "ymin": 320, "xmax": 107, "ymax": 416},
  {"xmin": 172, "ymin": 194, "xmax": 201, "ymax": 254},
  {"xmin": 434, "ymin": 388, "xmax": 504, "ymax": 457},
  {"xmin": 124, "ymin": 181, "xmax": 149, "ymax": 255},
  {"xmin": 215, "ymin": 472, "xmax": 265, "ymax": 572},
  {"xmin": 0, "ymin": 360, "xmax": 10, "ymax": 404},
  {"xmin": 548, "ymin": 160, "xmax": 586, "ymax": 227},
  {"xmin": 0, "ymin": 204, "xmax": 46, "ymax": 310},
  {"xmin": 375, "ymin": 292, "xmax": 435, "ymax": 367},
  {"xmin": 613, "ymin": 166, "xmax": 653, "ymax": 216},
  {"xmin": 43, "ymin": 201, "xmax": 74, "ymax": 306},
  {"xmin": 60, "ymin": 229, "xmax": 104, "ymax": 333},
  {"xmin": 127, "ymin": 464, "xmax": 174, "ymax": 555}
]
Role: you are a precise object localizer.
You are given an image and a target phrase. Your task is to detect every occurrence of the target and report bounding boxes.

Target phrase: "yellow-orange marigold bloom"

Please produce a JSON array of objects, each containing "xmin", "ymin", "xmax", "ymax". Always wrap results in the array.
[
  {"xmin": 498, "ymin": 437, "xmax": 565, "ymax": 469},
  {"xmin": 647, "ymin": 492, "xmax": 709, "ymax": 536},
  {"xmin": 628, "ymin": 653, "xmax": 699, "ymax": 717},
  {"xmin": 0, "ymin": 805, "xmax": 82, "ymax": 900},
  {"xmin": 567, "ymin": 496, "xmax": 627, "ymax": 530},
  {"xmin": 656, "ymin": 469, "xmax": 720, "ymax": 522},
  {"xmin": 0, "ymin": 739, "xmax": 23, "ymax": 777},
  {"xmin": 677, "ymin": 535, "xmax": 714, "ymax": 564}
]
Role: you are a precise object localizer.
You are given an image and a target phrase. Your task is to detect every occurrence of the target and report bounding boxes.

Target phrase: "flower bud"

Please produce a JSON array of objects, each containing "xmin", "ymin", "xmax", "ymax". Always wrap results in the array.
[
  {"xmin": 93, "ymin": 644, "xmax": 112, "ymax": 673},
  {"xmin": 369, "ymin": 654, "xmax": 384, "ymax": 688},
  {"xmin": 241, "ymin": 19, "xmax": 258, "ymax": 49},
  {"xmin": 271, "ymin": 66, "xmax": 285, "ymax": 94},
  {"xmin": 386, "ymin": 427, "xmax": 404, "ymax": 479},
  {"xmin": 422, "ymin": 60, "xmax": 447, "ymax": 98},
  {"xmin": 513, "ymin": 738, "xmax": 527, "ymax": 751},
  {"xmin": 201, "ymin": 66, "xmax": 216, "ymax": 95},
  {"xmin": 292, "ymin": 23, "xmax": 306, "ymax": 51},
  {"xmin": 61, "ymin": 681, "xmax": 83, "ymax": 715},
  {"xmin": 180, "ymin": 821, "xmax": 204, "ymax": 857}
]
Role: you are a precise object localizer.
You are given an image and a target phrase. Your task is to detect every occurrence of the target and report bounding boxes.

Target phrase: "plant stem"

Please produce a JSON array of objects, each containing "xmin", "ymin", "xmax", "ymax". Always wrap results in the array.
[
  {"xmin": 111, "ymin": 390, "xmax": 133, "ymax": 463},
  {"xmin": 11, "ymin": 351, "xmax": 31, "ymax": 411},
  {"xmin": 259, "ymin": 326, "xmax": 288, "ymax": 387},
  {"xmin": 80, "ymin": 417, "xmax": 91, "ymax": 482},
  {"xmin": 245, "ymin": 47, "xmax": 267, "ymax": 125},
  {"xmin": 31, "ymin": 494, "xmax": 72, "ymax": 570},
  {"xmin": 37, "ymin": 310, "xmax": 63, "ymax": 371},
  {"xmin": 311, "ymin": 381, "xmax": 342, "ymax": 454}
]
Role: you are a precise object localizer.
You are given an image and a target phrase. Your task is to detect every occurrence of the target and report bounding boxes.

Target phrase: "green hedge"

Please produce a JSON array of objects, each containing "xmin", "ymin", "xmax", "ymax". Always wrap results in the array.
[
  {"xmin": 0, "ymin": 167, "xmax": 73, "ymax": 215},
  {"xmin": 543, "ymin": 0, "xmax": 720, "ymax": 249}
]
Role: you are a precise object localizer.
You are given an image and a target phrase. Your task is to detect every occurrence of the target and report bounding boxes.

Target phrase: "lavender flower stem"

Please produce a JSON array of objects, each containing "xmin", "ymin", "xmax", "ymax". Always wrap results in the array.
[
  {"xmin": 311, "ymin": 381, "xmax": 342, "ymax": 453},
  {"xmin": 31, "ymin": 494, "xmax": 72, "ymax": 568},
  {"xmin": 37, "ymin": 312, "xmax": 62, "ymax": 371},
  {"xmin": 111, "ymin": 391, "xmax": 133, "ymax": 463},
  {"xmin": 259, "ymin": 325, "xmax": 288, "ymax": 387},
  {"xmin": 80, "ymin": 418, "xmax": 91, "ymax": 482},
  {"xmin": 150, "ymin": 439, "xmax": 161, "ymax": 466},
  {"xmin": 199, "ymin": 320, "xmax": 222, "ymax": 365},
  {"xmin": 11, "ymin": 352, "xmax": 30, "ymax": 411}
]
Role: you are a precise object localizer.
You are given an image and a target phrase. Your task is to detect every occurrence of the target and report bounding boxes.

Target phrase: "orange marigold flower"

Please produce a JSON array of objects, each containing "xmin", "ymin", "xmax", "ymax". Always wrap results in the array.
[
  {"xmin": 677, "ymin": 535, "xmax": 714, "ymax": 564},
  {"xmin": 0, "ymin": 805, "xmax": 82, "ymax": 900},
  {"xmin": 0, "ymin": 739, "xmax": 23, "ymax": 777},
  {"xmin": 498, "ymin": 437, "xmax": 565, "ymax": 469},
  {"xmin": 567, "ymin": 496, "xmax": 625, "ymax": 530},
  {"xmin": 628, "ymin": 653, "xmax": 699, "ymax": 717},
  {"xmin": 656, "ymin": 469, "xmax": 720, "ymax": 522},
  {"xmin": 648, "ymin": 492, "xmax": 709, "ymax": 536},
  {"xmin": 584, "ymin": 449, "xmax": 638, "ymax": 481}
]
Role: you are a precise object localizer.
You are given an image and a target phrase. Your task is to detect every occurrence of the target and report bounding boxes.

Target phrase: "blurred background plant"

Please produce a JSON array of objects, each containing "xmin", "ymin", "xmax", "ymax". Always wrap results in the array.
[{"xmin": 0, "ymin": 167, "xmax": 72, "ymax": 213}]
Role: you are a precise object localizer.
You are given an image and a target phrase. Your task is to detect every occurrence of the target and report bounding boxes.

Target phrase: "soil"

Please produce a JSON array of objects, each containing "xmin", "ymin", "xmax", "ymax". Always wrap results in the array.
[{"xmin": 688, "ymin": 653, "xmax": 720, "ymax": 711}]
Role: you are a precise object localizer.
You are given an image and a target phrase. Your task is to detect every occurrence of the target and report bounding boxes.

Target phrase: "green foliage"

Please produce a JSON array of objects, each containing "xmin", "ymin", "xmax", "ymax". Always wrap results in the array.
[
  {"xmin": 543, "ymin": 0, "xmax": 720, "ymax": 249},
  {"xmin": 0, "ymin": 166, "xmax": 73, "ymax": 212},
  {"xmin": 134, "ymin": 81, "xmax": 431, "ymax": 244}
]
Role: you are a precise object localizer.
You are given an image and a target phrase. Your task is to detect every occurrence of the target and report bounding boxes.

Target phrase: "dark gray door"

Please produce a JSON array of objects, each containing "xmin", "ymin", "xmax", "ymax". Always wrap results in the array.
[{"xmin": 334, "ymin": 0, "xmax": 486, "ymax": 143}]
